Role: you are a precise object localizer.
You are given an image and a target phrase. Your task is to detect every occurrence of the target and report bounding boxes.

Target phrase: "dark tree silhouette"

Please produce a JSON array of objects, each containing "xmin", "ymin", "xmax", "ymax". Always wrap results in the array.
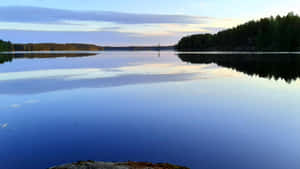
[
  {"xmin": 176, "ymin": 12, "xmax": 300, "ymax": 51},
  {"xmin": 0, "ymin": 40, "xmax": 13, "ymax": 52},
  {"xmin": 178, "ymin": 53, "xmax": 300, "ymax": 83}
]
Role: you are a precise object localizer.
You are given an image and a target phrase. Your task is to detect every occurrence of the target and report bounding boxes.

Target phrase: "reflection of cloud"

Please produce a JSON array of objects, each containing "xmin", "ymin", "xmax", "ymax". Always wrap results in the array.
[
  {"xmin": 1, "ymin": 123, "xmax": 8, "ymax": 128},
  {"xmin": 0, "ymin": 73, "xmax": 199, "ymax": 95},
  {"xmin": 24, "ymin": 99, "xmax": 40, "ymax": 104},
  {"xmin": 0, "ymin": 63, "xmax": 238, "ymax": 95},
  {"xmin": 10, "ymin": 104, "xmax": 21, "ymax": 108},
  {"xmin": 0, "ymin": 64, "xmax": 213, "ymax": 82}
]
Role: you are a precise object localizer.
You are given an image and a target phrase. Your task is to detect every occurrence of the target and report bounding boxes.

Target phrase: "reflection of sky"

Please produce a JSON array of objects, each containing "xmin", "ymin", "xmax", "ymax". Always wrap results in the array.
[
  {"xmin": 2, "ymin": 51, "xmax": 300, "ymax": 169},
  {"xmin": 0, "ymin": 123, "xmax": 8, "ymax": 128},
  {"xmin": 0, "ymin": 64, "xmax": 230, "ymax": 81},
  {"xmin": 0, "ymin": 52, "xmax": 242, "ymax": 95}
]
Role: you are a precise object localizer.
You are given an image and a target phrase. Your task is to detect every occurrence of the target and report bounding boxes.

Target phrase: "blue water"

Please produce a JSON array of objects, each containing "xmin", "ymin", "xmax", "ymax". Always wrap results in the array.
[{"xmin": 1, "ymin": 51, "xmax": 300, "ymax": 169}]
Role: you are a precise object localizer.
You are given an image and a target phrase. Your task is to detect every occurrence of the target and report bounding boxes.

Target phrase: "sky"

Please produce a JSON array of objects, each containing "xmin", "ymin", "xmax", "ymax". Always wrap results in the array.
[{"xmin": 0, "ymin": 0, "xmax": 299, "ymax": 46}]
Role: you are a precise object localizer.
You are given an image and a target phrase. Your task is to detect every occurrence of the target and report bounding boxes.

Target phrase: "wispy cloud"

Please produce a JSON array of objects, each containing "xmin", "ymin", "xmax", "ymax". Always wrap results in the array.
[
  {"xmin": 0, "ymin": 6, "xmax": 243, "ymax": 44},
  {"xmin": 0, "ymin": 6, "xmax": 210, "ymax": 25}
]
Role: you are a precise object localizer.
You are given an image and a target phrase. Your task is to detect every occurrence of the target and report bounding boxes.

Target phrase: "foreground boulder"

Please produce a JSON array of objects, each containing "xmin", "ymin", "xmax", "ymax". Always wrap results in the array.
[{"xmin": 49, "ymin": 161, "xmax": 189, "ymax": 169}]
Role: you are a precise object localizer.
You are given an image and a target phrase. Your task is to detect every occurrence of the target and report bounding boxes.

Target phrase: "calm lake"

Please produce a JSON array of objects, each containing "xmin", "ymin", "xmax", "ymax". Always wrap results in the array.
[{"xmin": 1, "ymin": 51, "xmax": 300, "ymax": 169}]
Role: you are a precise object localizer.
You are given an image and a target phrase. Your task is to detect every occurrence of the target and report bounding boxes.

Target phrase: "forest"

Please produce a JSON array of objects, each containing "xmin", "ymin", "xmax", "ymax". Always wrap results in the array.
[
  {"xmin": 176, "ymin": 12, "xmax": 300, "ymax": 51},
  {"xmin": 13, "ymin": 43, "xmax": 104, "ymax": 51},
  {"xmin": 0, "ymin": 40, "xmax": 13, "ymax": 52}
]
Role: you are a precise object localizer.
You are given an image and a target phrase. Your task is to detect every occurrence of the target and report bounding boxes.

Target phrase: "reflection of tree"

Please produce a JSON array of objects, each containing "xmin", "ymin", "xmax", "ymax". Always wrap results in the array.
[
  {"xmin": 0, "ymin": 53, "xmax": 97, "ymax": 64},
  {"xmin": 0, "ymin": 54, "xmax": 13, "ymax": 64},
  {"xmin": 178, "ymin": 53, "xmax": 300, "ymax": 83}
]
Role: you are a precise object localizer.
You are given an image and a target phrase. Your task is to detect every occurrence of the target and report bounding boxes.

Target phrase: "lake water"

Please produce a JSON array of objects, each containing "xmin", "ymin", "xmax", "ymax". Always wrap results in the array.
[{"xmin": 1, "ymin": 51, "xmax": 300, "ymax": 169}]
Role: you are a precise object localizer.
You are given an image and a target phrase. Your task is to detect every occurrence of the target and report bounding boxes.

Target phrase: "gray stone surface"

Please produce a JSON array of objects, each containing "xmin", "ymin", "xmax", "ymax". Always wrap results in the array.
[
  {"xmin": 48, "ymin": 161, "xmax": 189, "ymax": 169},
  {"xmin": 49, "ymin": 161, "xmax": 129, "ymax": 169}
]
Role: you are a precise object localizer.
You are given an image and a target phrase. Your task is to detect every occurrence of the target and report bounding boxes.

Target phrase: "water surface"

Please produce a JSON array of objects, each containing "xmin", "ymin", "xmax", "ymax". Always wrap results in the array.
[{"xmin": 1, "ymin": 51, "xmax": 300, "ymax": 169}]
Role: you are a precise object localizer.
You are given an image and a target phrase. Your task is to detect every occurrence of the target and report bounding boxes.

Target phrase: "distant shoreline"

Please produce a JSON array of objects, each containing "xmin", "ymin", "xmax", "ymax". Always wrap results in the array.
[
  {"xmin": 103, "ymin": 45, "xmax": 174, "ymax": 51},
  {"xmin": 11, "ymin": 43, "xmax": 174, "ymax": 52}
]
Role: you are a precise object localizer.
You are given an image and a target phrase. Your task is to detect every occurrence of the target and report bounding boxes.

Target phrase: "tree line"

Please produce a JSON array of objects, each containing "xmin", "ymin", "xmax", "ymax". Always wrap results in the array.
[
  {"xmin": 0, "ymin": 40, "xmax": 13, "ymax": 52},
  {"xmin": 176, "ymin": 12, "xmax": 300, "ymax": 51},
  {"xmin": 13, "ymin": 43, "xmax": 104, "ymax": 51}
]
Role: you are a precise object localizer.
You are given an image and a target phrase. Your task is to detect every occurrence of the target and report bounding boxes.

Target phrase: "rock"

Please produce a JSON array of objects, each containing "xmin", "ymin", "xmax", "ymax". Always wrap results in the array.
[{"xmin": 49, "ymin": 161, "xmax": 189, "ymax": 169}]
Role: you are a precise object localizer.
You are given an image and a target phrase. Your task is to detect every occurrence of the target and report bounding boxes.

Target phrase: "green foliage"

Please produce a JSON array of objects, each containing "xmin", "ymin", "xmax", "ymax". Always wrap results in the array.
[{"xmin": 176, "ymin": 12, "xmax": 300, "ymax": 51}]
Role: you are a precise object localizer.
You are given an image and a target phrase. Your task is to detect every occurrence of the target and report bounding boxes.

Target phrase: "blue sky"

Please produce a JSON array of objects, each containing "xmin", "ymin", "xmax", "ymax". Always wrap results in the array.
[{"xmin": 0, "ymin": 0, "xmax": 299, "ymax": 45}]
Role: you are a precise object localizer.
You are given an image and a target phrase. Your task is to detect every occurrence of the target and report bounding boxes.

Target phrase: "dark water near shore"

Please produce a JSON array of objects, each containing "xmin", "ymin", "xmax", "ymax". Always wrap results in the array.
[{"xmin": 1, "ymin": 51, "xmax": 300, "ymax": 169}]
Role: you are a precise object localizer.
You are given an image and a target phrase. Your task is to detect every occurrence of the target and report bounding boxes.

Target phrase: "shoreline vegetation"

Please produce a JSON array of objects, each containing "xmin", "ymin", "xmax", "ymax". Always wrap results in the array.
[
  {"xmin": 176, "ymin": 13, "xmax": 300, "ymax": 51},
  {"xmin": 12, "ymin": 43, "xmax": 174, "ymax": 51},
  {"xmin": 13, "ymin": 43, "xmax": 104, "ymax": 51},
  {"xmin": 0, "ymin": 42, "xmax": 174, "ymax": 52}
]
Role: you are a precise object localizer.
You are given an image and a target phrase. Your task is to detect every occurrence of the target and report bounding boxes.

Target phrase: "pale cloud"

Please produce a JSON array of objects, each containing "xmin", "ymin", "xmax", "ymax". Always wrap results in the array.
[
  {"xmin": 116, "ymin": 17, "xmax": 244, "ymax": 37},
  {"xmin": 0, "ymin": 6, "xmax": 245, "ymax": 45},
  {"xmin": 0, "ymin": 18, "xmax": 243, "ymax": 41},
  {"xmin": 0, "ymin": 21, "xmax": 123, "ymax": 32},
  {"xmin": 0, "ymin": 6, "xmax": 207, "ymax": 25},
  {"xmin": 0, "ymin": 2, "xmax": 294, "ymax": 45}
]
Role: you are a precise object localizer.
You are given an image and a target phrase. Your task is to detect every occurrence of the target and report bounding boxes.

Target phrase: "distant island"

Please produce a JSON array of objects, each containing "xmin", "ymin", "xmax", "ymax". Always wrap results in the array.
[{"xmin": 176, "ymin": 12, "xmax": 300, "ymax": 51}]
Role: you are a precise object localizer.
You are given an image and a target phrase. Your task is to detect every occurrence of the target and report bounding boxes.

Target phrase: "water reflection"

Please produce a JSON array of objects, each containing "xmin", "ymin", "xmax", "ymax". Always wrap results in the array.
[
  {"xmin": 0, "ymin": 122, "xmax": 8, "ymax": 129},
  {"xmin": 0, "ymin": 65, "xmax": 208, "ymax": 95},
  {"xmin": 1, "ymin": 52, "xmax": 239, "ymax": 95},
  {"xmin": 0, "ymin": 52, "xmax": 97, "ymax": 64},
  {"xmin": 178, "ymin": 53, "xmax": 300, "ymax": 83},
  {"xmin": 2, "ymin": 51, "xmax": 300, "ymax": 169}
]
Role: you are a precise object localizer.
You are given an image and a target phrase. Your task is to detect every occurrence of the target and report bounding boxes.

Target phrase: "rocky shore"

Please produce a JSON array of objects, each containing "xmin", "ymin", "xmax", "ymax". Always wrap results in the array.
[{"xmin": 49, "ymin": 161, "xmax": 189, "ymax": 169}]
